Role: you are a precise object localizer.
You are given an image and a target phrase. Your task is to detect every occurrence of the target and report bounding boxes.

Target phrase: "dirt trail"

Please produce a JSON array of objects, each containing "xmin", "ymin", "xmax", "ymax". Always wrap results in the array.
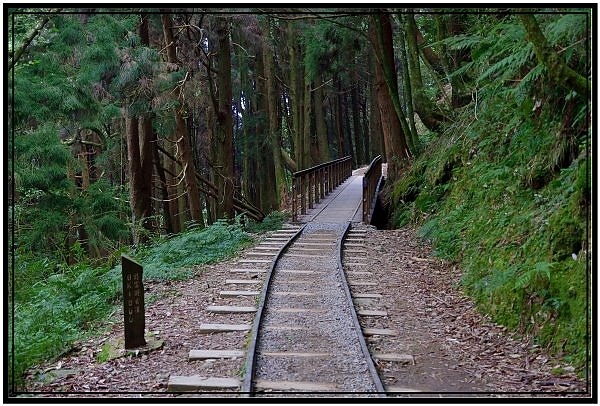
[{"xmin": 357, "ymin": 225, "xmax": 587, "ymax": 397}]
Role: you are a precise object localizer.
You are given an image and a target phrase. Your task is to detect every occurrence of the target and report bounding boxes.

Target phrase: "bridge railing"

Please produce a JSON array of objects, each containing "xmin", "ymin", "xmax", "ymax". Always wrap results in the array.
[
  {"xmin": 362, "ymin": 155, "xmax": 383, "ymax": 224},
  {"xmin": 291, "ymin": 156, "xmax": 352, "ymax": 222}
]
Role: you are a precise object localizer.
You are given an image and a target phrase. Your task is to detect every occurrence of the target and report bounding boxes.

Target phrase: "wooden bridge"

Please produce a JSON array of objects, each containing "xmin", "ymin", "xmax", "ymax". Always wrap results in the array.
[{"xmin": 290, "ymin": 155, "xmax": 384, "ymax": 224}]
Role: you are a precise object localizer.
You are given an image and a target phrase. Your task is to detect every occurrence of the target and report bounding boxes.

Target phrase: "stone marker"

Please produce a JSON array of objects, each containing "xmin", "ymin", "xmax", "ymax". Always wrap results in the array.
[{"xmin": 121, "ymin": 254, "xmax": 146, "ymax": 349}]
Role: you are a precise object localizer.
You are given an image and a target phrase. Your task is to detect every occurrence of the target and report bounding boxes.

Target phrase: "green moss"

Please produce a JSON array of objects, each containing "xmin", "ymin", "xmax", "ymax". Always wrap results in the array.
[
  {"xmin": 548, "ymin": 210, "xmax": 583, "ymax": 261},
  {"xmin": 386, "ymin": 94, "xmax": 590, "ymax": 375}
]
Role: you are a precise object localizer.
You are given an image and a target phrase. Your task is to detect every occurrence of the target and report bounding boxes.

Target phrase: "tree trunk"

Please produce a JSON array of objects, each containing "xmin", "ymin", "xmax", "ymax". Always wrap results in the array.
[
  {"xmin": 334, "ymin": 79, "xmax": 346, "ymax": 158},
  {"xmin": 288, "ymin": 21, "xmax": 303, "ymax": 169},
  {"xmin": 126, "ymin": 115, "xmax": 152, "ymax": 244},
  {"xmin": 153, "ymin": 137, "xmax": 174, "ymax": 234},
  {"xmin": 342, "ymin": 91, "xmax": 355, "ymax": 166},
  {"xmin": 214, "ymin": 17, "xmax": 235, "ymax": 220},
  {"xmin": 404, "ymin": 14, "xmax": 447, "ymax": 133},
  {"xmin": 371, "ymin": 14, "xmax": 412, "ymax": 162},
  {"xmin": 435, "ymin": 14, "xmax": 472, "ymax": 108},
  {"xmin": 415, "ymin": 25, "xmax": 444, "ymax": 75},
  {"xmin": 314, "ymin": 72, "xmax": 330, "ymax": 163},
  {"xmin": 518, "ymin": 13, "xmax": 590, "ymax": 97},
  {"xmin": 161, "ymin": 14, "xmax": 204, "ymax": 228},
  {"xmin": 254, "ymin": 43, "xmax": 277, "ymax": 212},
  {"xmin": 263, "ymin": 19, "xmax": 286, "ymax": 207},
  {"xmin": 369, "ymin": 60, "xmax": 384, "ymax": 160},
  {"xmin": 369, "ymin": 18, "xmax": 408, "ymax": 181},
  {"xmin": 350, "ymin": 83, "xmax": 365, "ymax": 165},
  {"xmin": 165, "ymin": 137, "xmax": 182, "ymax": 233},
  {"xmin": 360, "ymin": 94, "xmax": 371, "ymax": 161},
  {"xmin": 396, "ymin": 15, "xmax": 419, "ymax": 152},
  {"xmin": 302, "ymin": 65, "xmax": 313, "ymax": 169}
]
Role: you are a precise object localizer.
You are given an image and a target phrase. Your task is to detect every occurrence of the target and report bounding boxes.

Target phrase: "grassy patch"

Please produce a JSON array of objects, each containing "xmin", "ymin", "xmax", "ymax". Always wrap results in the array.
[{"xmin": 129, "ymin": 219, "xmax": 254, "ymax": 281}]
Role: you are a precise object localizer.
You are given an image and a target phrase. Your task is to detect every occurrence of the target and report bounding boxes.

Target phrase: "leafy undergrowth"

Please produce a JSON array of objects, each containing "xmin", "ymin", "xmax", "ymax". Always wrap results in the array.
[
  {"xmin": 10, "ymin": 214, "xmax": 284, "ymax": 390},
  {"xmin": 388, "ymin": 97, "xmax": 590, "ymax": 375},
  {"xmin": 125, "ymin": 219, "xmax": 254, "ymax": 281}
]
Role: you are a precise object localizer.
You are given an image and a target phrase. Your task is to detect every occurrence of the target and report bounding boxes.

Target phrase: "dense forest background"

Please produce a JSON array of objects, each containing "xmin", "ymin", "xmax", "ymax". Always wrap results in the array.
[{"xmin": 7, "ymin": 7, "xmax": 592, "ymax": 388}]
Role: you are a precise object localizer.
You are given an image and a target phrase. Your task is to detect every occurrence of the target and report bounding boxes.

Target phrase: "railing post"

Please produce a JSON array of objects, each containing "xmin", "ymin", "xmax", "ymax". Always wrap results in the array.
[
  {"xmin": 308, "ymin": 171, "xmax": 314, "ymax": 209},
  {"xmin": 300, "ymin": 174, "xmax": 306, "ymax": 215},
  {"xmin": 315, "ymin": 168, "xmax": 321, "ymax": 204},
  {"xmin": 362, "ymin": 175, "xmax": 368, "ymax": 223},
  {"xmin": 292, "ymin": 176, "xmax": 297, "ymax": 222},
  {"xmin": 319, "ymin": 167, "xmax": 325, "ymax": 200},
  {"xmin": 362, "ymin": 155, "xmax": 382, "ymax": 225}
]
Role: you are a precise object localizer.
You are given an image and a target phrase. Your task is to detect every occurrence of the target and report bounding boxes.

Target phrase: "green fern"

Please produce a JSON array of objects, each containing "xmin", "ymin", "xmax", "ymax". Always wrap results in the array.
[
  {"xmin": 477, "ymin": 43, "xmax": 534, "ymax": 83},
  {"xmin": 515, "ymin": 261, "xmax": 553, "ymax": 290}
]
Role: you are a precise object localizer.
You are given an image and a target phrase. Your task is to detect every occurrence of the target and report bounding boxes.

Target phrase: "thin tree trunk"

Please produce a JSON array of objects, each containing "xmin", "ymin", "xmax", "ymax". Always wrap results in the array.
[
  {"xmin": 342, "ymin": 92, "xmax": 355, "ymax": 166},
  {"xmin": 361, "ymin": 92, "xmax": 371, "ymax": 161},
  {"xmin": 288, "ymin": 21, "xmax": 302, "ymax": 169},
  {"xmin": 350, "ymin": 83, "xmax": 364, "ymax": 165},
  {"xmin": 303, "ymin": 65, "xmax": 313, "ymax": 169},
  {"xmin": 255, "ymin": 44, "xmax": 277, "ymax": 212},
  {"xmin": 263, "ymin": 20, "xmax": 285, "ymax": 207},
  {"xmin": 166, "ymin": 138, "xmax": 181, "ymax": 233},
  {"xmin": 368, "ymin": 63, "xmax": 384, "ymax": 160},
  {"xmin": 126, "ymin": 115, "xmax": 147, "ymax": 244},
  {"xmin": 161, "ymin": 13, "xmax": 204, "ymax": 228},
  {"xmin": 314, "ymin": 72, "xmax": 330, "ymax": 163},
  {"xmin": 396, "ymin": 15, "xmax": 419, "ymax": 152},
  {"xmin": 153, "ymin": 138, "xmax": 174, "ymax": 234},
  {"xmin": 405, "ymin": 14, "xmax": 447, "ymax": 131},
  {"xmin": 518, "ymin": 13, "xmax": 590, "ymax": 97},
  {"xmin": 334, "ymin": 79, "xmax": 345, "ymax": 158},
  {"xmin": 215, "ymin": 17, "xmax": 235, "ymax": 219}
]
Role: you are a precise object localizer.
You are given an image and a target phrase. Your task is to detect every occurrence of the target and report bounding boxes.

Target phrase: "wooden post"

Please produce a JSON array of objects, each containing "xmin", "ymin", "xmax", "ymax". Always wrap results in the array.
[
  {"xmin": 308, "ymin": 171, "xmax": 314, "ymax": 209},
  {"xmin": 122, "ymin": 254, "xmax": 146, "ymax": 349},
  {"xmin": 363, "ymin": 175, "xmax": 368, "ymax": 223},
  {"xmin": 292, "ymin": 177, "xmax": 298, "ymax": 222},
  {"xmin": 300, "ymin": 175, "xmax": 306, "ymax": 215}
]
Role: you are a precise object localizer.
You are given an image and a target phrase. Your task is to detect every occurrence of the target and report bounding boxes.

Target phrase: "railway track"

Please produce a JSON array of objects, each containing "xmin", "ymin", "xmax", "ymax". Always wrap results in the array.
[{"xmin": 167, "ymin": 222, "xmax": 387, "ymax": 396}]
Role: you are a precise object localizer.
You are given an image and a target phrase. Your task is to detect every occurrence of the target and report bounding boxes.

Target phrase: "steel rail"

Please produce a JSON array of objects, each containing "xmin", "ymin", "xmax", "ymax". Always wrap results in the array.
[
  {"xmin": 337, "ymin": 222, "xmax": 386, "ymax": 394},
  {"xmin": 241, "ymin": 222, "xmax": 385, "ymax": 395},
  {"xmin": 241, "ymin": 225, "xmax": 307, "ymax": 394}
]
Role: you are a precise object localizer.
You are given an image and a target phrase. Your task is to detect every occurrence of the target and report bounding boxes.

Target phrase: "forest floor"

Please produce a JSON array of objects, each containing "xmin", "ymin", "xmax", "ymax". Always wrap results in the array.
[{"xmin": 19, "ymin": 225, "xmax": 589, "ymax": 399}]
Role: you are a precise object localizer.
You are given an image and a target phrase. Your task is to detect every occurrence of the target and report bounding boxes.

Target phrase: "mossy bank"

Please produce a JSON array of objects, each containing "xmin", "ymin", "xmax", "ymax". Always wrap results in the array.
[{"xmin": 387, "ymin": 94, "xmax": 590, "ymax": 375}]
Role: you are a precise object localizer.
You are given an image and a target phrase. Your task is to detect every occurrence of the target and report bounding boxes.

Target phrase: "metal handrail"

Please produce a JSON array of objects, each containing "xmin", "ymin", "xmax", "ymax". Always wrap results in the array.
[{"xmin": 291, "ymin": 156, "xmax": 352, "ymax": 222}]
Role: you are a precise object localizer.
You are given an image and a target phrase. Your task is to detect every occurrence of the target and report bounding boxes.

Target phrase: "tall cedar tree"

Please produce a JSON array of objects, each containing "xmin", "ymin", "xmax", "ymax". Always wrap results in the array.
[{"xmin": 161, "ymin": 13, "xmax": 205, "ymax": 228}]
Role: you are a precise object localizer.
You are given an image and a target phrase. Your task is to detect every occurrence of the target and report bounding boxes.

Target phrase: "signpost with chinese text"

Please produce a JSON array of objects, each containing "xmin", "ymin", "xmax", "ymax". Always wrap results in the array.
[{"xmin": 121, "ymin": 254, "xmax": 146, "ymax": 349}]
